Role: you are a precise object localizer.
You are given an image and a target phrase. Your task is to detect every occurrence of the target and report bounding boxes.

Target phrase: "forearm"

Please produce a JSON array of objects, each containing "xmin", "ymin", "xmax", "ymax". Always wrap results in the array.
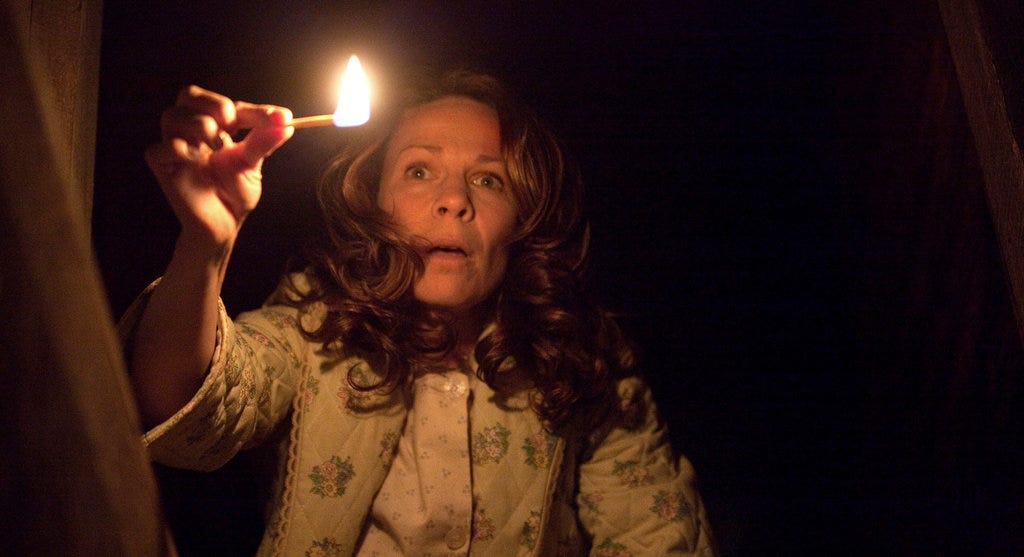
[
  {"xmin": 129, "ymin": 234, "xmax": 233, "ymax": 427},
  {"xmin": 129, "ymin": 86, "xmax": 292, "ymax": 428},
  {"xmin": 576, "ymin": 378, "xmax": 717, "ymax": 555}
]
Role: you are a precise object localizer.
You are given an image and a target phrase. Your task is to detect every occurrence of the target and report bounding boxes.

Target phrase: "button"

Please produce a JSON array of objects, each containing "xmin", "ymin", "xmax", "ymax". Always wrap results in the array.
[
  {"xmin": 442, "ymin": 374, "xmax": 468, "ymax": 396},
  {"xmin": 445, "ymin": 525, "xmax": 469, "ymax": 549},
  {"xmin": 448, "ymin": 379, "xmax": 467, "ymax": 396}
]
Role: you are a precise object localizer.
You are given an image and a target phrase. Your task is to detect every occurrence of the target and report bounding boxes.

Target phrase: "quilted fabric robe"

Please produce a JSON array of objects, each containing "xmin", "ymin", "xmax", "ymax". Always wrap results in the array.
[{"xmin": 122, "ymin": 278, "xmax": 715, "ymax": 556}]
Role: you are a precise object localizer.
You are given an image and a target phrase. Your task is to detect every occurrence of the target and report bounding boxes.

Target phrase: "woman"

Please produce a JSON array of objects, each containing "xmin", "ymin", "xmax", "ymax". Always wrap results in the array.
[{"xmin": 124, "ymin": 71, "xmax": 715, "ymax": 556}]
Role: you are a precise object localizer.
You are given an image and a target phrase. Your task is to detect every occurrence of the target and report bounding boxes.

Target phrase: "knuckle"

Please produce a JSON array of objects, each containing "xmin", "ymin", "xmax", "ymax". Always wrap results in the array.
[
  {"xmin": 199, "ymin": 115, "xmax": 219, "ymax": 136},
  {"xmin": 176, "ymin": 84, "xmax": 201, "ymax": 104}
]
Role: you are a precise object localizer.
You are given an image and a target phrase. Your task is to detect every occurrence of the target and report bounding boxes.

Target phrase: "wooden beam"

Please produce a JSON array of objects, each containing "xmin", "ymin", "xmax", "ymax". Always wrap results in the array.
[{"xmin": 939, "ymin": 0, "xmax": 1024, "ymax": 346}]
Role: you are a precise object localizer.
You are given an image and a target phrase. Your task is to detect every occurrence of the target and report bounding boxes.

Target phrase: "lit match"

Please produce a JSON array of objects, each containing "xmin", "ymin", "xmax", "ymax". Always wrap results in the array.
[
  {"xmin": 289, "ymin": 115, "xmax": 336, "ymax": 128},
  {"xmin": 289, "ymin": 55, "xmax": 370, "ymax": 129}
]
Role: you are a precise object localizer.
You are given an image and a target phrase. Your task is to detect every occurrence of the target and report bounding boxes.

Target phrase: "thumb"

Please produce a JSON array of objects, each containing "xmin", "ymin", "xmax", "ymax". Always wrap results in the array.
[{"xmin": 236, "ymin": 106, "xmax": 294, "ymax": 168}]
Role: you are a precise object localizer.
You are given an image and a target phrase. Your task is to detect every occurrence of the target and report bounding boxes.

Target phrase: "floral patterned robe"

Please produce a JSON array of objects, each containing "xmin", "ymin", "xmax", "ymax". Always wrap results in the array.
[{"xmin": 122, "ymin": 278, "xmax": 716, "ymax": 556}]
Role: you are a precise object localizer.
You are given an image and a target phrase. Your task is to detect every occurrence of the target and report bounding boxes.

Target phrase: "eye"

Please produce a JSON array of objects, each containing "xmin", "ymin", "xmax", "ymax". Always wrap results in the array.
[
  {"xmin": 405, "ymin": 165, "xmax": 432, "ymax": 180},
  {"xmin": 472, "ymin": 172, "xmax": 504, "ymax": 190}
]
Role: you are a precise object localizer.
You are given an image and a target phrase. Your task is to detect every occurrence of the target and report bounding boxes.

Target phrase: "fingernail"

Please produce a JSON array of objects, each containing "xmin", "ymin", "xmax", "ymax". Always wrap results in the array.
[{"xmin": 269, "ymin": 108, "xmax": 292, "ymax": 127}]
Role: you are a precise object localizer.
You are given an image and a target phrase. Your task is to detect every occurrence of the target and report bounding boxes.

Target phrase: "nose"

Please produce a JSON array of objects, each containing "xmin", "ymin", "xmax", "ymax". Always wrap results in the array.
[{"xmin": 433, "ymin": 178, "xmax": 473, "ymax": 221}]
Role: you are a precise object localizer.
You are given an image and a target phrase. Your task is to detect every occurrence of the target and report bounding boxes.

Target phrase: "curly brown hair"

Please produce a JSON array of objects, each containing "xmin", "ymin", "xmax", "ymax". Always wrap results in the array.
[{"xmin": 290, "ymin": 70, "xmax": 637, "ymax": 433}]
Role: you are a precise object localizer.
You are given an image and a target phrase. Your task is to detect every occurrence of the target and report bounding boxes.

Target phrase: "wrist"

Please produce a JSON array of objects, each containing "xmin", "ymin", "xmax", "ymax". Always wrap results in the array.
[{"xmin": 170, "ymin": 230, "xmax": 234, "ymax": 277}]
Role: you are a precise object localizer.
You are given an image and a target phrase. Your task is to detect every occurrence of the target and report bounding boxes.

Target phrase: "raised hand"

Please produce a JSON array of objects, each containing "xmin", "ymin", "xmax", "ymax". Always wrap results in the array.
[
  {"xmin": 131, "ymin": 86, "xmax": 293, "ymax": 426},
  {"xmin": 145, "ymin": 85, "xmax": 294, "ymax": 251}
]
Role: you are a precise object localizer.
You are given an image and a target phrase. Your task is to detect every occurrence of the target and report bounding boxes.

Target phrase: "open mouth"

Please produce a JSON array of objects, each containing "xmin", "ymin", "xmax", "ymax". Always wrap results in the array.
[{"xmin": 428, "ymin": 245, "xmax": 468, "ymax": 256}]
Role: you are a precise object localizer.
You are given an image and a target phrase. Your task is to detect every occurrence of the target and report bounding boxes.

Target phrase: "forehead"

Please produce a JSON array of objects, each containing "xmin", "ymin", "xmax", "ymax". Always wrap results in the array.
[{"xmin": 387, "ymin": 96, "xmax": 502, "ymax": 152}]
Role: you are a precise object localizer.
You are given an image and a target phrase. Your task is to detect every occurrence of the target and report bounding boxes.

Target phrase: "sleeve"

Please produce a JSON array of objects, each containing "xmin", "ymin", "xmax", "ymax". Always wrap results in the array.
[
  {"xmin": 575, "ymin": 377, "xmax": 716, "ymax": 556},
  {"xmin": 118, "ymin": 279, "xmax": 311, "ymax": 472}
]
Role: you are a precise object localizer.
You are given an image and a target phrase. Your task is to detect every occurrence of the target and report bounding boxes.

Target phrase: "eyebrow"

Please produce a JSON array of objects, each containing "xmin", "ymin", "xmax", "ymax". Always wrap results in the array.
[
  {"xmin": 397, "ymin": 144, "xmax": 504, "ymax": 165},
  {"xmin": 398, "ymin": 144, "xmax": 442, "ymax": 156}
]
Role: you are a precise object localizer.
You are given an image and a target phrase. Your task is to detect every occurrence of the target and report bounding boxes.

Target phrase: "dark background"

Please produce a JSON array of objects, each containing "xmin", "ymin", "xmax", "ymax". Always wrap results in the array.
[{"xmin": 93, "ymin": 1, "xmax": 1024, "ymax": 555}]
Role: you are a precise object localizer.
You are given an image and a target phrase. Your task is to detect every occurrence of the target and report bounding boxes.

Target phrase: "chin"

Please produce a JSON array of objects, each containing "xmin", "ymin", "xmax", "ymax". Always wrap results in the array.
[
  {"xmin": 414, "ymin": 290, "xmax": 470, "ymax": 311},
  {"xmin": 413, "ymin": 286, "xmax": 486, "ymax": 316}
]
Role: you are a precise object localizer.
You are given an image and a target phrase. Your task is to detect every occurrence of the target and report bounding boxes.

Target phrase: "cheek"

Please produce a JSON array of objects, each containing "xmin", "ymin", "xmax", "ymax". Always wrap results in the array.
[
  {"xmin": 494, "ymin": 208, "xmax": 519, "ymax": 249},
  {"xmin": 482, "ymin": 218, "xmax": 515, "ymax": 280},
  {"xmin": 377, "ymin": 187, "xmax": 417, "ymax": 228},
  {"xmin": 375, "ymin": 182, "xmax": 395, "ymax": 213},
  {"xmin": 474, "ymin": 248, "xmax": 509, "ymax": 300},
  {"xmin": 492, "ymin": 249, "xmax": 510, "ymax": 283}
]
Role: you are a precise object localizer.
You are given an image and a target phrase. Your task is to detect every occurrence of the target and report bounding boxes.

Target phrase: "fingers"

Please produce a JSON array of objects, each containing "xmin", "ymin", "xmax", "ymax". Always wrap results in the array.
[
  {"xmin": 161, "ymin": 85, "xmax": 236, "ymax": 151},
  {"xmin": 144, "ymin": 140, "xmax": 177, "ymax": 177},
  {"xmin": 176, "ymin": 85, "xmax": 236, "ymax": 123},
  {"xmin": 233, "ymin": 102, "xmax": 294, "ymax": 167},
  {"xmin": 152, "ymin": 86, "xmax": 295, "ymax": 174},
  {"xmin": 144, "ymin": 137, "xmax": 204, "ymax": 198},
  {"xmin": 160, "ymin": 106, "xmax": 227, "ymax": 151}
]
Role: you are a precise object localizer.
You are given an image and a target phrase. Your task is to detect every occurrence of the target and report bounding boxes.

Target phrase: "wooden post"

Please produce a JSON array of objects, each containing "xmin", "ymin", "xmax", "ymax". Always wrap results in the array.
[
  {"xmin": 0, "ymin": 1, "xmax": 169, "ymax": 555},
  {"xmin": 939, "ymin": 0, "xmax": 1024, "ymax": 346}
]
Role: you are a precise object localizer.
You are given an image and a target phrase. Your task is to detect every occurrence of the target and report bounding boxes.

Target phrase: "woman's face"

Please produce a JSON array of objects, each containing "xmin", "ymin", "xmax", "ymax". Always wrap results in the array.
[{"xmin": 377, "ymin": 96, "xmax": 517, "ymax": 317}]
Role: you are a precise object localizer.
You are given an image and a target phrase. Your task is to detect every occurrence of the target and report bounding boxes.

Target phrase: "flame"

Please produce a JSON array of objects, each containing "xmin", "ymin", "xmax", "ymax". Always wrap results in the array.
[{"xmin": 333, "ymin": 55, "xmax": 370, "ymax": 127}]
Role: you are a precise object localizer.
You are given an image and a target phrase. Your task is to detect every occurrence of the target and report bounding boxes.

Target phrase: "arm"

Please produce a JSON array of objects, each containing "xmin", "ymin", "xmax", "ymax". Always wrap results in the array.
[
  {"xmin": 576, "ymin": 378, "xmax": 716, "ymax": 556},
  {"xmin": 129, "ymin": 85, "xmax": 293, "ymax": 428}
]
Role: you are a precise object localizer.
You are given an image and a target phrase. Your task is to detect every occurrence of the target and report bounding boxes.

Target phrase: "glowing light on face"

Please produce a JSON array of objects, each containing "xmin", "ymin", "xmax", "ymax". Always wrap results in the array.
[{"xmin": 376, "ymin": 97, "xmax": 517, "ymax": 315}]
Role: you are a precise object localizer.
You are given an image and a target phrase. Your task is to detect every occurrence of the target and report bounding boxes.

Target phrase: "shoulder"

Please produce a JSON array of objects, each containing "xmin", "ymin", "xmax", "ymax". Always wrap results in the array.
[
  {"xmin": 250, "ymin": 271, "xmax": 328, "ymax": 332},
  {"xmin": 612, "ymin": 375, "xmax": 655, "ymax": 429},
  {"xmin": 263, "ymin": 270, "xmax": 319, "ymax": 305},
  {"xmin": 586, "ymin": 375, "xmax": 660, "ymax": 441}
]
